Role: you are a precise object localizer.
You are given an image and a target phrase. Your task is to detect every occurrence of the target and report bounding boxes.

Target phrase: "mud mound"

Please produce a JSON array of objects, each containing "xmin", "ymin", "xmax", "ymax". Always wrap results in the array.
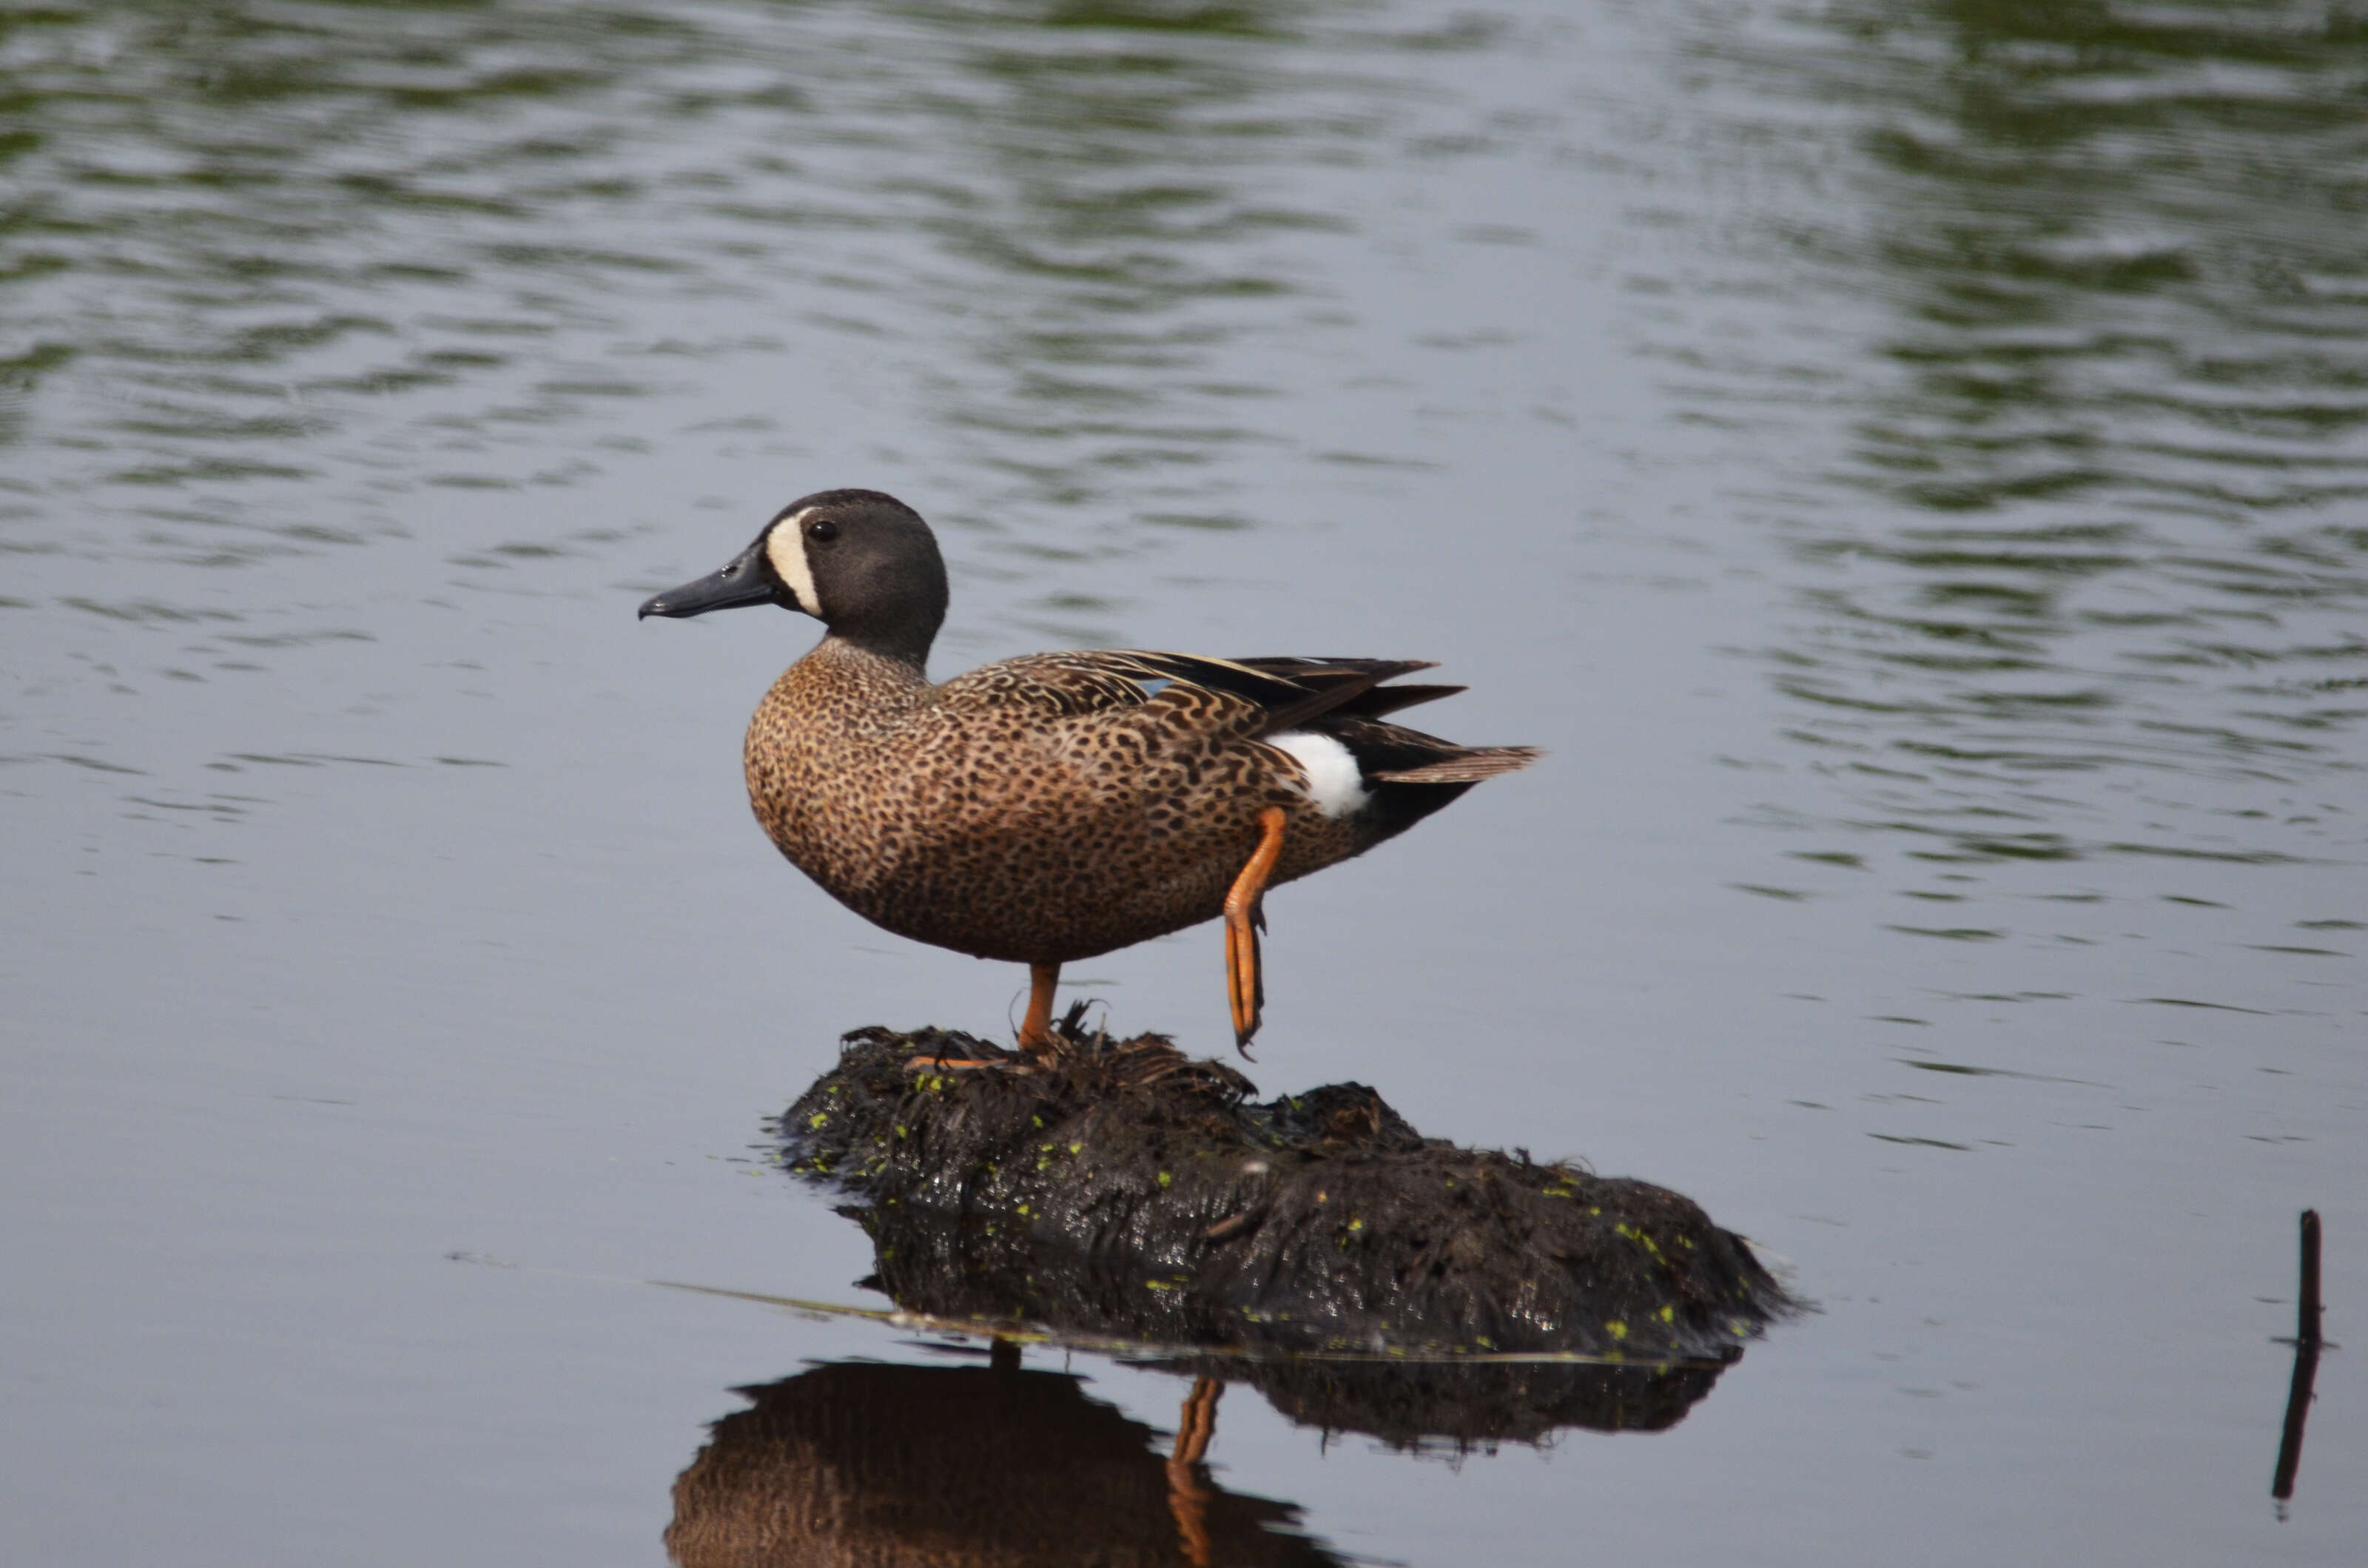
[{"xmin": 778, "ymin": 1017, "xmax": 1792, "ymax": 1364}]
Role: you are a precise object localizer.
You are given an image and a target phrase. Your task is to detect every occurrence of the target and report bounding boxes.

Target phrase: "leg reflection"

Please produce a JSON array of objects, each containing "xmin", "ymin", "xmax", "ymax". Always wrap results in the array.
[{"xmin": 1166, "ymin": 1376, "xmax": 1225, "ymax": 1568}]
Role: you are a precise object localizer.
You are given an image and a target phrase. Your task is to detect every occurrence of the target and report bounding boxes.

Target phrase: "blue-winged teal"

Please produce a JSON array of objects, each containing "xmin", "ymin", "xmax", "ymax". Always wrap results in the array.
[{"xmin": 640, "ymin": 490, "xmax": 1537, "ymax": 1054}]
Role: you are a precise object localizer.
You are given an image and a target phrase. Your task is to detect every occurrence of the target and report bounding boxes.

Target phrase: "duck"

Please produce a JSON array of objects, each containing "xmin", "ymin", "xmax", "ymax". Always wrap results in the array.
[{"xmin": 639, "ymin": 489, "xmax": 1538, "ymax": 1056}]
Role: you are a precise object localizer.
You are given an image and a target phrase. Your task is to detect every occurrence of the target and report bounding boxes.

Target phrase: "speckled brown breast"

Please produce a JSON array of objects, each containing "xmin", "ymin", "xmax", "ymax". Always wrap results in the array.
[{"xmin": 743, "ymin": 639, "xmax": 1366, "ymax": 964}]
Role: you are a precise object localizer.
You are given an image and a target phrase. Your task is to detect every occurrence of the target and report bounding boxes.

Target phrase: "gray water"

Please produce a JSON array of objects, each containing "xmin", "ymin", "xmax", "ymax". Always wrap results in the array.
[{"xmin": 4, "ymin": 1, "xmax": 2362, "ymax": 1562}]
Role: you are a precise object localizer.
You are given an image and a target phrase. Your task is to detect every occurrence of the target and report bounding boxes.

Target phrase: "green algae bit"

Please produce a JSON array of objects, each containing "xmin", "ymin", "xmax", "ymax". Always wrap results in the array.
[{"xmin": 774, "ymin": 1021, "xmax": 1799, "ymax": 1367}]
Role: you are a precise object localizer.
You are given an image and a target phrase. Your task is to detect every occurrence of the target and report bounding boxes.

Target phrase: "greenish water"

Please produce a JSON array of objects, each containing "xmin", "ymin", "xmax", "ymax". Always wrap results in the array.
[{"xmin": 3, "ymin": 3, "xmax": 2361, "ymax": 1564}]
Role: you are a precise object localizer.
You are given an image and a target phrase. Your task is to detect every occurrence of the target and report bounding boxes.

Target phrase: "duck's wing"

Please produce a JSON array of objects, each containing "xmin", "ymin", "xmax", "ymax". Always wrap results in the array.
[
  {"xmin": 1157, "ymin": 656, "xmax": 1539, "ymax": 781},
  {"xmin": 946, "ymin": 650, "xmax": 1439, "ymax": 733},
  {"xmin": 944, "ymin": 650, "xmax": 1537, "ymax": 776},
  {"xmin": 1087, "ymin": 652, "xmax": 1450, "ymax": 736}
]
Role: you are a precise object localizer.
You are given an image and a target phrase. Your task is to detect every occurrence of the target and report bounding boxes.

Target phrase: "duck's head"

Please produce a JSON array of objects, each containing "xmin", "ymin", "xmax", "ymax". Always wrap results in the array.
[{"xmin": 638, "ymin": 488, "xmax": 949, "ymax": 662}]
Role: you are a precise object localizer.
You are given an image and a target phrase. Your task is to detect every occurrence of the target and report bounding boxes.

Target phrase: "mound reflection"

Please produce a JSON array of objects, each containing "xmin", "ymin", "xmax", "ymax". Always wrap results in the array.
[{"xmin": 858, "ymin": 1202, "xmax": 1735, "ymax": 1450}]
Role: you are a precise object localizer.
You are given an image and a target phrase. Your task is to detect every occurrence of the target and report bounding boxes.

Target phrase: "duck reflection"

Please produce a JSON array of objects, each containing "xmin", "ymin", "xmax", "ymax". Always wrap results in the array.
[{"xmin": 667, "ymin": 1352, "xmax": 1338, "ymax": 1568}]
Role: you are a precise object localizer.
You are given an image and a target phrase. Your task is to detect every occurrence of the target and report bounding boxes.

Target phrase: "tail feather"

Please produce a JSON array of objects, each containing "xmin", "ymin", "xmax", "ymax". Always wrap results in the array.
[
  {"xmin": 1371, "ymin": 746, "xmax": 1542, "ymax": 785},
  {"xmin": 1333, "ymin": 682, "xmax": 1467, "ymax": 721}
]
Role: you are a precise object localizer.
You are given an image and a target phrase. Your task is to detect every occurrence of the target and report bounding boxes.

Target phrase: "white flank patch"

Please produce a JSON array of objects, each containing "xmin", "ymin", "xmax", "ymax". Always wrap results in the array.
[
  {"xmin": 764, "ymin": 508, "xmax": 823, "ymax": 617},
  {"xmin": 1270, "ymin": 730, "xmax": 1370, "ymax": 819}
]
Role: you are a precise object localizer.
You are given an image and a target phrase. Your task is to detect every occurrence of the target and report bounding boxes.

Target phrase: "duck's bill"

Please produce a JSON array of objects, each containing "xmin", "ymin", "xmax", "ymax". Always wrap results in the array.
[{"xmin": 638, "ymin": 542, "xmax": 776, "ymax": 619}]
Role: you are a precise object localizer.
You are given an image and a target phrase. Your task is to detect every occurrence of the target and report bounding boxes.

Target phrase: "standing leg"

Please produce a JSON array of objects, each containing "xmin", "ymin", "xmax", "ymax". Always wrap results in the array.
[
  {"xmin": 1018, "ymin": 960, "xmax": 1061, "ymax": 1055},
  {"xmin": 1222, "ymin": 807, "xmax": 1288, "ymax": 1047}
]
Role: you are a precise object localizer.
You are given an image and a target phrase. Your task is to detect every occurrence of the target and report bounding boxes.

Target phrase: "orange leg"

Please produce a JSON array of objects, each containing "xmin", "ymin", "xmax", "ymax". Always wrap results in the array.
[
  {"xmin": 1222, "ymin": 807, "xmax": 1288, "ymax": 1048},
  {"xmin": 1165, "ymin": 1377, "xmax": 1224, "ymax": 1568},
  {"xmin": 1018, "ymin": 960, "xmax": 1061, "ymax": 1055}
]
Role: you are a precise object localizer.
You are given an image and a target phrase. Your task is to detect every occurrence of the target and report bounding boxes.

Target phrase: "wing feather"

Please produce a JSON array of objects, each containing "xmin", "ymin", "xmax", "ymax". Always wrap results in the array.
[
  {"xmin": 952, "ymin": 653, "xmax": 1527, "ymax": 780},
  {"xmin": 1103, "ymin": 653, "xmax": 1439, "ymax": 736}
]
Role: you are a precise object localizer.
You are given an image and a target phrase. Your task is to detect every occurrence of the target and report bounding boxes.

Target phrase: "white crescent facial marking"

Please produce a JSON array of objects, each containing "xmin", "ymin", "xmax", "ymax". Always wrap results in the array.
[
  {"xmin": 1270, "ymin": 730, "xmax": 1370, "ymax": 820},
  {"xmin": 764, "ymin": 508, "xmax": 823, "ymax": 618}
]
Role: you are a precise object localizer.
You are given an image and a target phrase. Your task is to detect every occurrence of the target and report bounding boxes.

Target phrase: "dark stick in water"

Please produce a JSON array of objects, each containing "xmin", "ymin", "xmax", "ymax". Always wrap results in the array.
[
  {"xmin": 2295, "ymin": 1208, "xmax": 2323, "ymax": 1350},
  {"xmin": 2270, "ymin": 1209, "xmax": 2322, "ymax": 1508}
]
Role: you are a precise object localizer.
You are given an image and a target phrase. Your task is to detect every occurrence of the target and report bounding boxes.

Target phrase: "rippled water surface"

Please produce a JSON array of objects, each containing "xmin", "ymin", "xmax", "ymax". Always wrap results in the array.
[{"xmin": 4, "ymin": 2, "xmax": 2363, "ymax": 1564}]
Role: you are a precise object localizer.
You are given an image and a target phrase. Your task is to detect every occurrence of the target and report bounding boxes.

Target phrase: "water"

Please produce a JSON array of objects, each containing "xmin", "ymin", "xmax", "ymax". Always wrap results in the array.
[{"xmin": 3, "ymin": 1, "xmax": 2361, "ymax": 1561}]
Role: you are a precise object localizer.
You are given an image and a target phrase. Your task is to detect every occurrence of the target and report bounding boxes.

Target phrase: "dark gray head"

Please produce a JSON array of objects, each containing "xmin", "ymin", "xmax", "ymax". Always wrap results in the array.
[{"xmin": 637, "ymin": 489, "xmax": 949, "ymax": 664}]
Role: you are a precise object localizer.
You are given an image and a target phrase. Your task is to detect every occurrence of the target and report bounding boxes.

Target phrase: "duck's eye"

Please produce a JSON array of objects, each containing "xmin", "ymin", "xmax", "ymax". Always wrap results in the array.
[{"xmin": 806, "ymin": 519, "xmax": 839, "ymax": 543}]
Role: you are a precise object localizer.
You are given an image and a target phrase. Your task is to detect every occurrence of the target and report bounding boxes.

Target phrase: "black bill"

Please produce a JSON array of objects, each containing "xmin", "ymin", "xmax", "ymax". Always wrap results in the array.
[{"xmin": 638, "ymin": 541, "xmax": 779, "ymax": 619}]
